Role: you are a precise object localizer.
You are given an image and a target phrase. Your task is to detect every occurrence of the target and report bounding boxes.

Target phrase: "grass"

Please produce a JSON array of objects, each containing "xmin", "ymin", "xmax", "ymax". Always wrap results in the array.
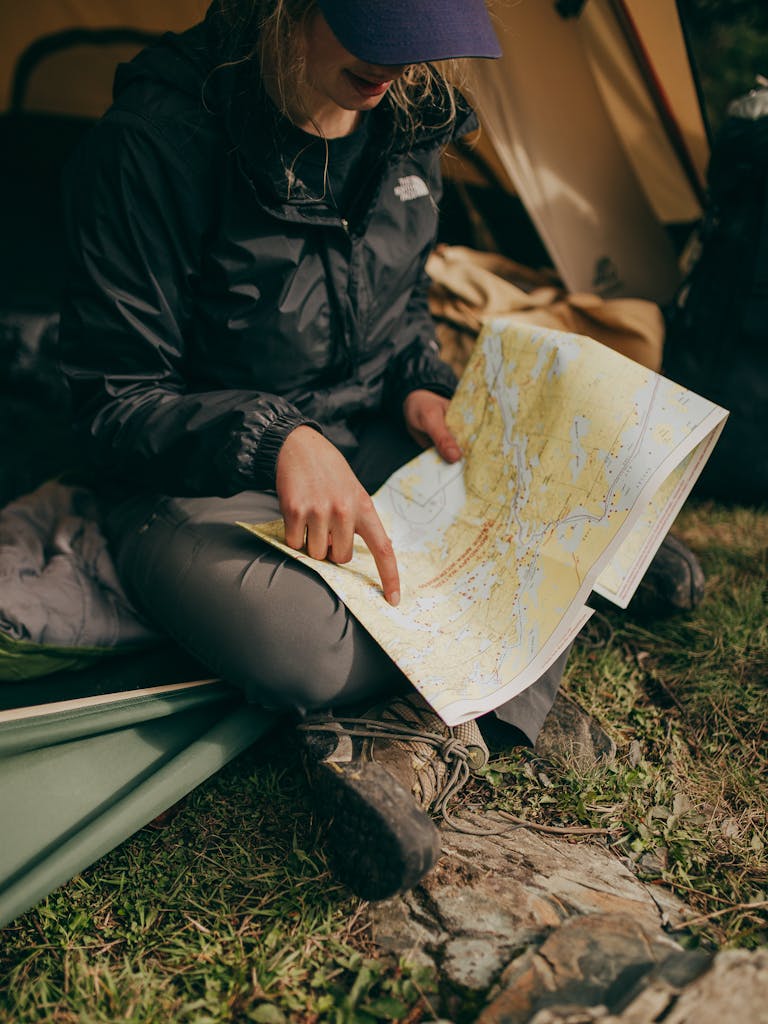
[
  {"xmin": 0, "ymin": 499, "xmax": 766, "ymax": 1021},
  {"xmin": 0, "ymin": 749, "xmax": 438, "ymax": 1023}
]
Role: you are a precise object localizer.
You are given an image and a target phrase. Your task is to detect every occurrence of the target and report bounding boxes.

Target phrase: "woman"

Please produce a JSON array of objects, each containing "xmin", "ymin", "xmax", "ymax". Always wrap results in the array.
[{"xmin": 58, "ymin": 0, "xmax": 577, "ymax": 899}]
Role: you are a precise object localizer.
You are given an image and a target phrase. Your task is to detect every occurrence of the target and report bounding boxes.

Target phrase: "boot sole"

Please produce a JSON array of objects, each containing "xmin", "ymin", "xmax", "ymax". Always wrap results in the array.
[{"xmin": 311, "ymin": 759, "xmax": 441, "ymax": 901}]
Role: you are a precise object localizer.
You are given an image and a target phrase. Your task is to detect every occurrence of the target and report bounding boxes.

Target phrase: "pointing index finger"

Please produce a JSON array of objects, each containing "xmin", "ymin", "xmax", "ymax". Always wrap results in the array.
[{"xmin": 356, "ymin": 506, "xmax": 401, "ymax": 606}]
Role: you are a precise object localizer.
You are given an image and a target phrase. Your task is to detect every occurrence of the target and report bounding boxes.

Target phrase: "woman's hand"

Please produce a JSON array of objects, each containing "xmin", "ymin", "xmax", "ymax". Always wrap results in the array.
[
  {"xmin": 275, "ymin": 426, "xmax": 401, "ymax": 605},
  {"xmin": 403, "ymin": 389, "xmax": 462, "ymax": 463}
]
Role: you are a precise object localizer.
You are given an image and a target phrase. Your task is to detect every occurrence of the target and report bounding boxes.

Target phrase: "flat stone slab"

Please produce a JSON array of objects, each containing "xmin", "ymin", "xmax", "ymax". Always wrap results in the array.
[
  {"xmin": 369, "ymin": 820, "xmax": 768, "ymax": 1021},
  {"xmin": 481, "ymin": 948, "xmax": 768, "ymax": 1024},
  {"xmin": 368, "ymin": 815, "xmax": 692, "ymax": 1019},
  {"xmin": 659, "ymin": 949, "xmax": 768, "ymax": 1024},
  {"xmin": 370, "ymin": 816, "xmax": 684, "ymax": 993},
  {"xmin": 477, "ymin": 915, "xmax": 710, "ymax": 1024}
]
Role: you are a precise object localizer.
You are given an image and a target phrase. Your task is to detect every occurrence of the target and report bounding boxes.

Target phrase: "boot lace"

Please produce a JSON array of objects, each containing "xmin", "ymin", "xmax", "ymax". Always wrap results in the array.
[{"xmin": 298, "ymin": 715, "xmax": 518, "ymax": 836}]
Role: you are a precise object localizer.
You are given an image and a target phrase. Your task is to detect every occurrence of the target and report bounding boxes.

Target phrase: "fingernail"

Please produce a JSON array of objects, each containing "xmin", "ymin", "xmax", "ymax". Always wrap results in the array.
[{"xmin": 389, "ymin": 589, "xmax": 401, "ymax": 606}]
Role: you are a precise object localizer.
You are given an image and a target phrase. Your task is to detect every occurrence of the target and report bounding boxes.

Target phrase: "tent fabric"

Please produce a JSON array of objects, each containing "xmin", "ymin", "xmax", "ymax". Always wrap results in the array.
[
  {"xmin": 1, "ymin": 2, "xmax": 206, "ymax": 114},
  {"xmin": 0, "ymin": 650, "xmax": 278, "ymax": 927},
  {"xmin": 618, "ymin": 0, "xmax": 709, "ymax": 194},
  {"xmin": 468, "ymin": 0, "xmax": 691, "ymax": 301},
  {"xmin": 18, "ymin": 39, "xmax": 155, "ymax": 120},
  {"xmin": 0, "ymin": 677, "xmax": 225, "ymax": 757},
  {"xmin": 580, "ymin": 1, "xmax": 704, "ymax": 224}
]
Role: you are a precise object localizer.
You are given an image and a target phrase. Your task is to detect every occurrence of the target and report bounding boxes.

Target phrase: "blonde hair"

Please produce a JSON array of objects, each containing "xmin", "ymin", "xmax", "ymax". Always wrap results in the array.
[{"xmin": 215, "ymin": 0, "xmax": 465, "ymax": 140}]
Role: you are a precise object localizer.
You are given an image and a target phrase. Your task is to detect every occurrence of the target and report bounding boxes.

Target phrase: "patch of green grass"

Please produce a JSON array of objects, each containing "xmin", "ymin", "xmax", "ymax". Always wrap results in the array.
[
  {"xmin": 0, "ymin": 745, "xmax": 438, "ymax": 1023},
  {"xmin": 1, "ymin": 500, "xmax": 766, "ymax": 1019}
]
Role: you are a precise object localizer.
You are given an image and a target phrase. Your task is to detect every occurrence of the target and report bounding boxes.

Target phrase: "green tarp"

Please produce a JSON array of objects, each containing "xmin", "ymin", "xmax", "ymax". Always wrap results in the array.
[{"xmin": 0, "ymin": 648, "xmax": 277, "ymax": 927}]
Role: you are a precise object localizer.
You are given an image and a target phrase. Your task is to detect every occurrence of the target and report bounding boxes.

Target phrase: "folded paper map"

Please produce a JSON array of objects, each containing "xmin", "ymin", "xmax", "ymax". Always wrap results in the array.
[{"xmin": 239, "ymin": 319, "xmax": 728, "ymax": 725}]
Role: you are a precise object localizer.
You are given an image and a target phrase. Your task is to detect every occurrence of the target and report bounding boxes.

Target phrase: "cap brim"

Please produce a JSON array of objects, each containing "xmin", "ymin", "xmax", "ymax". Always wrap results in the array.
[{"xmin": 316, "ymin": 0, "xmax": 502, "ymax": 65}]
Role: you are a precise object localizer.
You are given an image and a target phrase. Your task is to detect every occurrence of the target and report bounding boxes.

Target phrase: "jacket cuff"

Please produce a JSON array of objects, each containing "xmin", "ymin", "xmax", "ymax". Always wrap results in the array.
[
  {"xmin": 231, "ymin": 410, "xmax": 323, "ymax": 490},
  {"xmin": 391, "ymin": 341, "xmax": 458, "ymax": 410}
]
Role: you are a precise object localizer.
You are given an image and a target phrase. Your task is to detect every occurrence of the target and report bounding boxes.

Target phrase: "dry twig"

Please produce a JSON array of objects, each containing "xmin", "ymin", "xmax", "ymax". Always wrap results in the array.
[
  {"xmin": 669, "ymin": 900, "xmax": 768, "ymax": 931},
  {"xmin": 493, "ymin": 810, "xmax": 615, "ymax": 836}
]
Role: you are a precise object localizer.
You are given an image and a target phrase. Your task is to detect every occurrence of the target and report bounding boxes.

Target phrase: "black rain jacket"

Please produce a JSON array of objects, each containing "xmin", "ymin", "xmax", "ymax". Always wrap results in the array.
[{"xmin": 59, "ymin": 10, "xmax": 476, "ymax": 497}]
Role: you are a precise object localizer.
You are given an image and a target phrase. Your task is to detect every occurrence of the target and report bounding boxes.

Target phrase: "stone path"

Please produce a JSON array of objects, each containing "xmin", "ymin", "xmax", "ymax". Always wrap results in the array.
[{"xmin": 367, "ymin": 815, "xmax": 768, "ymax": 1023}]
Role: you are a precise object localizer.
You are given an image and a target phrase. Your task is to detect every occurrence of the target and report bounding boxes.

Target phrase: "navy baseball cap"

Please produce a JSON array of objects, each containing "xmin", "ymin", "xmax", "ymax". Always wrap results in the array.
[{"xmin": 315, "ymin": 0, "xmax": 502, "ymax": 65}]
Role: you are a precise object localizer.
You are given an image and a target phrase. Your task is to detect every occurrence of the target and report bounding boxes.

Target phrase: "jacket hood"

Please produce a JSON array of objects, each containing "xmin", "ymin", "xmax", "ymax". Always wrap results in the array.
[{"xmin": 112, "ymin": 23, "xmax": 214, "ymax": 105}]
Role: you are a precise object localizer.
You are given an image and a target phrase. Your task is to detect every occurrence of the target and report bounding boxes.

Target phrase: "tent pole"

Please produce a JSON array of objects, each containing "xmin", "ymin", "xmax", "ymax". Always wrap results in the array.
[{"xmin": 608, "ymin": 0, "xmax": 707, "ymax": 208}]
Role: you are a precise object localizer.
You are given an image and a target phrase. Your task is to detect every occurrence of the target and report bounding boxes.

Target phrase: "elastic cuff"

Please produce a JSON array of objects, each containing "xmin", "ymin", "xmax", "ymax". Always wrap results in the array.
[
  {"xmin": 400, "ymin": 377, "xmax": 456, "ymax": 403},
  {"xmin": 256, "ymin": 415, "xmax": 323, "ymax": 487},
  {"xmin": 392, "ymin": 345, "xmax": 458, "ymax": 410},
  {"xmin": 232, "ymin": 411, "xmax": 323, "ymax": 490}
]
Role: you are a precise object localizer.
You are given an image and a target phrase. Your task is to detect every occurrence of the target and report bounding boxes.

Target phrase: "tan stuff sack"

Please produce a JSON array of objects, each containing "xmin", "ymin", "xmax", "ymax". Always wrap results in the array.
[{"xmin": 427, "ymin": 245, "xmax": 665, "ymax": 378}]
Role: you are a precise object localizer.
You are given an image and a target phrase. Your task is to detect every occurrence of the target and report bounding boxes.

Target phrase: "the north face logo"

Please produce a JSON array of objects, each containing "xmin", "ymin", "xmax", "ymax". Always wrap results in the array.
[{"xmin": 394, "ymin": 175, "xmax": 430, "ymax": 202}]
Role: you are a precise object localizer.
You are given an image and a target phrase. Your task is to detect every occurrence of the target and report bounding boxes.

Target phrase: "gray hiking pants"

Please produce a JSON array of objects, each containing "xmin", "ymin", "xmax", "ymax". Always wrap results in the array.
[{"xmin": 106, "ymin": 416, "xmax": 565, "ymax": 741}]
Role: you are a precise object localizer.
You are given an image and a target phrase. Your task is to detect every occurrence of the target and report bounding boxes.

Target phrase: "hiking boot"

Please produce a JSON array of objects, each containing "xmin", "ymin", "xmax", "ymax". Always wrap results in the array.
[
  {"xmin": 533, "ymin": 691, "xmax": 616, "ymax": 768},
  {"xmin": 631, "ymin": 534, "xmax": 705, "ymax": 617},
  {"xmin": 299, "ymin": 692, "xmax": 489, "ymax": 901}
]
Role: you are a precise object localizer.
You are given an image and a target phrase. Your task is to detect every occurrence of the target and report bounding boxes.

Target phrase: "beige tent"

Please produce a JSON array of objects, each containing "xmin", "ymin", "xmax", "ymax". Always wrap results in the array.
[
  {"xmin": 467, "ymin": 0, "xmax": 708, "ymax": 299},
  {"xmin": 1, "ymin": 0, "xmax": 709, "ymax": 303},
  {"xmin": 1, "ymin": 2, "xmax": 207, "ymax": 117}
]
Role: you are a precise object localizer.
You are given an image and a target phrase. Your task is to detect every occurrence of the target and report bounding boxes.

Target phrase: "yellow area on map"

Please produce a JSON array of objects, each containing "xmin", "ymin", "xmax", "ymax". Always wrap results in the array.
[{"xmin": 239, "ymin": 320, "xmax": 727, "ymax": 725}]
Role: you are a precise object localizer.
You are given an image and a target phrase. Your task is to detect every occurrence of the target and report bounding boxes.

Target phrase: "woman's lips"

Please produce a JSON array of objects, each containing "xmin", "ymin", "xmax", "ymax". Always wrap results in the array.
[{"xmin": 345, "ymin": 71, "xmax": 392, "ymax": 98}]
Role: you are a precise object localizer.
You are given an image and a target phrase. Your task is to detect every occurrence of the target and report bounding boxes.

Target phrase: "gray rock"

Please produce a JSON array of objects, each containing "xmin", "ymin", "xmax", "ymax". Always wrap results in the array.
[
  {"xmin": 368, "ymin": 813, "xmax": 685, "ymax": 1002},
  {"xmin": 368, "ymin": 890, "xmax": 442, "ymax": 970},
  {"xmin": 534, "ymin": 693, "xmax": 617, "ymax": 768},
  {"xmin": 660, "ymin": 949, "xmax": 768, "ymax": 1024},
  {"xmin": 606, "ymin": 948, "xmax": 712, "ymax": 1019},
  {"xmin": 367, "ymin": 817, "xmax": 768, "ymax": 1022},
  {"xmin": 527, "ymin": 1010, "xmax": 608, "ymax": 1023},
  {"xmin": 512, "ymin": 949, "xmax": 768, "ymax": 1024},
  {"xmin": 443, "ymin": 936, "xmax": 520, "ymax": 993},
  {"xmin": 477, "ymin": 913, "xmax": 686, "ymax": 1023}
]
